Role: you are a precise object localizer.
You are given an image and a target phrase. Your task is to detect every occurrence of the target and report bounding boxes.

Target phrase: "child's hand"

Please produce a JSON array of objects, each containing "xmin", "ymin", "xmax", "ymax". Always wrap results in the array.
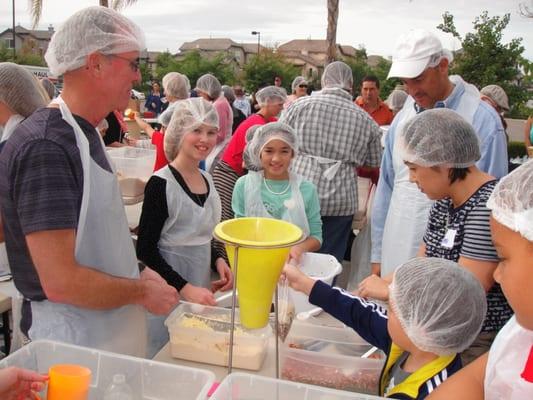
[
  {"xmin": 288, "ymin": 245, "xmax": 305, "ymax": 264},
  {"xmin": 282, "ymin": 262, "xmax": 315, "ymax": 296},
  {"xmin": 358, "ymin": 275, "xmax": 389, "ymax": 301}
]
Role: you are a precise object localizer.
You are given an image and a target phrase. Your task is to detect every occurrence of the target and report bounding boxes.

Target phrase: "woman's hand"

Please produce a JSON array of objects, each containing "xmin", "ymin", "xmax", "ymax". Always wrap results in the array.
[
  {"xmin": 282, "ymin": 262, "xmax": 315, "ymax": 296},
  {"xmin": 211, "ymin": 258, "xmax": 233, "ymax": 292},
  {"xmin": 0, "ymin": 367, "xmax": 48, "ymax": 400},
  {"xmin": 288, "ymin": 245, "xmax": 305, "ymax": 265},
  {"xmin": 180, "ymin": 284, "xmax": 216, "ymax": 306},
  {"xmin": 357, "ymin": 275, "xmax": 390, "ymax": 301}
]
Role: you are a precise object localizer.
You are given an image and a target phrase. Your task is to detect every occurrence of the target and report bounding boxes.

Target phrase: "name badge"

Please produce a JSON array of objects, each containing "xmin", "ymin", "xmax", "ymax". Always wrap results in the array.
[{"xmin": 441, "ymin": 229, "xmax": 457, "ymax": 249}]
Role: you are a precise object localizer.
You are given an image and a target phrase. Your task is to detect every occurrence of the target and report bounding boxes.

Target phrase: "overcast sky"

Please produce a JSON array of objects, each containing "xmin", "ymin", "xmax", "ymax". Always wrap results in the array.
[{"xmin": 1, "ymin": 0, "xmax": 532, "ymax": 60}]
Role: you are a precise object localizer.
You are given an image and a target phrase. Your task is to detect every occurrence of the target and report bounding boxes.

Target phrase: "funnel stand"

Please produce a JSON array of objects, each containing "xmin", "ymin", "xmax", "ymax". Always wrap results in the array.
[{"xmin": 227, "ymin": 245, "xmax": 239, "ymax": 374}]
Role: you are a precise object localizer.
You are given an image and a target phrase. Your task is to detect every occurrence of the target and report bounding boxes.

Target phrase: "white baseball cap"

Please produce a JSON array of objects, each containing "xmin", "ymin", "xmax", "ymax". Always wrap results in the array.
[{"xmin": 388, "ymin": 29, "xmax": 452, "ymax": 79}]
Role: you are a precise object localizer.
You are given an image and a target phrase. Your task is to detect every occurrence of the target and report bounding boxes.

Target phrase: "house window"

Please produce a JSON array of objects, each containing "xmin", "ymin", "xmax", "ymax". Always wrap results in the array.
[{"xmin": 4, "ymin": 38, "xmax": 14, "ymax": 49}]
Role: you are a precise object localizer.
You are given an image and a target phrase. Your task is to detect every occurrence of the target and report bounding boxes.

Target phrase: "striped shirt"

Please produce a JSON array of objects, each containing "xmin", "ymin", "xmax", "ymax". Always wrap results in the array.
[
  {"xmin": 424, "ymin": 180, "xmax": 513, "ymax": 332},
  {"xmin": 280, "ymin": 88, "xmax": 382, "ymax": 216}
]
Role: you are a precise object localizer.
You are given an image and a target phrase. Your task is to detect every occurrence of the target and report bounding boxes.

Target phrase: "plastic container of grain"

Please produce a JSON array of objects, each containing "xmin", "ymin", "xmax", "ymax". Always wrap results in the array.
[
  {"xmin": 210, "ymin": 372, "xmax": 387, "ymax": 399},
  {"xmin": 280, "ymin": 320, "xmax": 385, "ymax": 395},
  {"xmin": 107, "ymin": 147, "xmax": 156, "ymax": 197},
  {"xmin": 0, "ymin": 340, "xmax": 214, "ymax": 400},
  {"xmin": 291, "ymin": 253, "xmax": 342, "ymax": 313},
  {"xmin": 165, "ymin": 302, "xmax": 271, "ymax": 371}
]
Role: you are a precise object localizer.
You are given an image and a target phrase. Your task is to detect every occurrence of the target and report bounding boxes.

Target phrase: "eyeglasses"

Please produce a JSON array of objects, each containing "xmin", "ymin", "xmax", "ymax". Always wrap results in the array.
[
  {"xmin": 107, "ymin": 54, "xmax": 141, "ymax": 72},
  {"xmin": 298, "ymin": 84, "xmax": 308, "ymax": 88}
]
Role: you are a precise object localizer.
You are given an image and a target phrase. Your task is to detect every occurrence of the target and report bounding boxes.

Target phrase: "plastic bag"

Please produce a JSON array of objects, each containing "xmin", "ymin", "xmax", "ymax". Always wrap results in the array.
[{"xmin": 274, "ymin": 277, "xmax": 295, "ymax": 342}]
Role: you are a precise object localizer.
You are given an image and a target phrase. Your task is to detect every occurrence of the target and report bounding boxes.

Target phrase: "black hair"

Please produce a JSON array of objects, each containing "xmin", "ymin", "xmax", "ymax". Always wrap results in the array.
[
  {"xmin": 448, "ymin": 167, "xmax": 470, "ymax": 184},
  {"xmin": 362, "ymin": 75, "xmax": 380, "ymax": 89}
]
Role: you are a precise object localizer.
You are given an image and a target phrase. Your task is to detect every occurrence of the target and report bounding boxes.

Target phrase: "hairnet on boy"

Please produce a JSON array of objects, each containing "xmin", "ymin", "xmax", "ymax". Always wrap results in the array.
[
  {"xmin": 399, "ymin": 108, "xmax": 480, "ymax": 168},
  {"xmin": 487, "ymin": 159, "xmax": 533, "ymax": 241},
  {"xmin": 162, "ymin": 72, "xmax": 190, "ymax": 100},
  {"xmin": 389, "ymin": 257, "xmax": 487, "ymax": 355},
  {"xmin": 164, "ymin": 98, "xmax": 219, "ymax": 161},
  {"xmin": 245, "ymin": 122, "xmax": 297, "ymax": 170},
  {"xmin": 45, "ymin": 6, "xmax": 145, "ymax": 76},
  {"xmin": 0, "ymin": 62, "xmax": 48, "ymax": 118},
  {"xmin": 255, "ymin": 86, "xmax": 287, "ymax": 107}
]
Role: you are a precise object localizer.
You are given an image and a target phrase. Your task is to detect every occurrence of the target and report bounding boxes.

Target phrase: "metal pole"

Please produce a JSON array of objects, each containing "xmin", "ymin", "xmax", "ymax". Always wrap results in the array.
[
  {"xmin": 227, "ymin": 246, "xmax": 239, "ymax": 374},
  {"xmin": 274, "ymin": 285, "xmax": 280, "ymax": 379},
  {"xmin": 12, "ymin": 0, "xmax": 16, "ymax": 60}
]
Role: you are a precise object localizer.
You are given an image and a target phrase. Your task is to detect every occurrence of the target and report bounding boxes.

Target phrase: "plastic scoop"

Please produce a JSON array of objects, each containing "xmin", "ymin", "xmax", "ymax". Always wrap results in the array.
[
  {"xmin": 296, "ymin": 307, "xmax": 322, "ymax": 321},
  {"xmin": 47, "ymin": 364, "xmax": 91, "ymax": 400}
]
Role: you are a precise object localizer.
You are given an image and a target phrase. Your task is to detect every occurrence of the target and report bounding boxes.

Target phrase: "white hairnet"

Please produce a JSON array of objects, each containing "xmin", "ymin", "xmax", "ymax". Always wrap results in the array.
[
  {"xmin": 487, "ymin": 159, "xmax": 533, "ymax": 241},
  {"xmin": 321, "ymin": 61, "xmax": 353, "ymax": 90},
  {"xmin": 45, "ymin": 6, "xmax": 145, "ymax": 76},
  {"xmin": 245, "ymin": 122, "xmax": 297, "ymax": 170},
  {"xmin": 39, "ymin": 77, "xmax": 56, "ymax": 100},
  {"xmin": 158, "ymin": 102, "xmax": 177, "ymax": 127},
  {"xmin": 242, "ymin": 125, "xmax": 262, "ymax": 172},
  {"xmin": 0, "ymin": 62, "xmax": 48, "ymax": 118},
  {"xmin": 255, "ymin": 86, "xmax": 287, "ymax": 107},
  {"xmin": 389, "ymin": 257, "xmax": 486, "ymax": 355},
  {"xmin": 399, "ymin": 108, "xmax": 480, "ymax": 168},
  {"xmin": 164, "ymin": 98, "xmax": 219, "ymax": 161},
  {"xmin": 195, "ymin": 74, "xmax": 222, "ymax": 100},
  {"xmin": 291, "ymin": 76, "xmax": 308, "ymax": 93},
  {"xmin": 162, "ymin": 72, "xmax": 190, "ymax": 100},
  {"xmin": 385, "ymin": 89, "xmax": 408, "ymax": 112}
]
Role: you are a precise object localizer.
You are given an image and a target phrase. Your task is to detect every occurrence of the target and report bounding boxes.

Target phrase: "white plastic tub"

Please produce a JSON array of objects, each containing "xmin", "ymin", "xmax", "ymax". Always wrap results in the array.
[
  {"xmin": 280, "ymin": 321, "xmax": 385, "ymax": 395},
  {"xmin": 0, "ymin": 340, "xmax": 214, "ymax": 400},
  {"xmin": 210, "ymin": 373, "xmax": 387, "ymax": 399},
  {"xmin": 291, "ymin": 253, "xmax": 342, "ymax": 313},
  {"xmin": 107, "ymin": 147, "xmax": 156, "ymax": 197},
  {"xmin": 165, "ymin": 302, "xmax": 271, "ymax": 371}
]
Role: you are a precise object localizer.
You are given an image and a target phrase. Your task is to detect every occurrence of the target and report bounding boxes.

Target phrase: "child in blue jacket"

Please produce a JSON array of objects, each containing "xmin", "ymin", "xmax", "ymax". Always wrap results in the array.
[{"xmin": 284, "ymin": 257, "xmax": 487, "ymax": 399}]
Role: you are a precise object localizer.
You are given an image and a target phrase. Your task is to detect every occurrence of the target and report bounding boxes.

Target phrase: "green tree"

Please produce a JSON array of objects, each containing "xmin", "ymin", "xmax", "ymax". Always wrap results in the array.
[
  {"xmin": 437, "ymin": 11, "xmax": 528, "ymax": 114},
  {"xmin": 242, "ymin": 49, "xmax": 299, "ymax": 93},
  {"xmin": 155, "ymin": 50, "xmax": 236, "ymax": 90}
]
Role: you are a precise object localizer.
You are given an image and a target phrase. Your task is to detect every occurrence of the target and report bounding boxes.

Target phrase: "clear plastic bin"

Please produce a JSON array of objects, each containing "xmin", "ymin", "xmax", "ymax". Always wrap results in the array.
[
  {"xmin": 291, "ymin": 253, "xmax": 342, "ymax": 313},
  {"xmin": 107, "ymin": 147, "xmax": 156, "ymax": 197},
  {"xmin": 281, "ymin": 321, "xmax": 384, "ymax": 394},
  {"xmin": 165, "ymin": 302, "xmax": 271, "ymax": 371},
  {"xmin": 0, "ymin": 340, "xmax": 214, "ymax": 400},
  {"xmin": 210, "ymin": 372, "xmax": 387, "ymax": 399}
]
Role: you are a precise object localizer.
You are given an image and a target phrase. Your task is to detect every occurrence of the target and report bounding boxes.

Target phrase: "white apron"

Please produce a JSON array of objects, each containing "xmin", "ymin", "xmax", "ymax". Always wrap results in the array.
[
  {"xmin": 380, "ymin": 76, "xmax": 479, "ymax": 276},
  {"xmin": 155, "ymin": 166, "xmax": 221, "ymax": 288},
  {"xmin": 243, "ymin": 171, "xmax": 310, "ymax": 237},
  {"xmin": 485, "ymin": 316, "xmax": 533, "ymax": 399},
  {"xmin": 146, "ymin": 166, "xmax": 221, "ymax": 356},
  {"xmin": 28, "ymin": 98, "xmax": 147, "ymax": 357}
]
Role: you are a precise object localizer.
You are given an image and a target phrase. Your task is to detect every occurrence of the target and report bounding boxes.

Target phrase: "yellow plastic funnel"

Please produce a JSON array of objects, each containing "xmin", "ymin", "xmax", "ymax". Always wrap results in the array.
[{"xmin": 214, "ymin": 218, "xmax": 303, "ymax": 329}]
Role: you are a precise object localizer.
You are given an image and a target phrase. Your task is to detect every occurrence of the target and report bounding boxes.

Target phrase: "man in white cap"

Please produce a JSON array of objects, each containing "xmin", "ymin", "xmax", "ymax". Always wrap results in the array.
[
  {"xmin": 0, "ymin": 6, "xmax": 179, "ymax": 356},
  {"xmin": 369, "ymin": 29, "xmax": 508, "ymax": 279},
  {"xmin": 280, "ymin": 61, "xmax": 382, "ymax": 263}
]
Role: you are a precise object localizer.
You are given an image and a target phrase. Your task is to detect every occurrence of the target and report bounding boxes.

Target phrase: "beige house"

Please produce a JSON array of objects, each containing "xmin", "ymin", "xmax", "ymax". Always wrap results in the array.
[
  {"xmin": 178, "ymin": 38, "xmax": 266, "ymax": 68},
  {"xmin": 277, "ymin": 39, "xmax": 359, "ymax": 78},
  {"xmin": 0, "ymin": 24, "xmax": 54, "ymax": 56}
]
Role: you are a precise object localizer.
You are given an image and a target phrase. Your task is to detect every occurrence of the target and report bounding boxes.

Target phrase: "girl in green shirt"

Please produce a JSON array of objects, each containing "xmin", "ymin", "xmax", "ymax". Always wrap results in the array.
[{"xmin": 232, "ymin": 122, "xmax": 322, "ymax": 263}]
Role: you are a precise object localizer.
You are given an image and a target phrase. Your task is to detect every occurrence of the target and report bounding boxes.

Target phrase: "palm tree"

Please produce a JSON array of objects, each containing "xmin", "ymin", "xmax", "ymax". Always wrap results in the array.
[
  {"xmin": 29, "ymin": 0, "xmax": 139, "ymax": 28},
  {"xmin": 326, "ymin": 0, "xmax": 339, "ymax": 64}
]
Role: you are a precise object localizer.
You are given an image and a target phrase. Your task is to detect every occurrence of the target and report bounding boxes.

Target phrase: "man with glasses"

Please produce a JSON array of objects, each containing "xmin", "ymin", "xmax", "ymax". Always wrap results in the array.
[
  {"xmin": 280, "ymin": 61, "xmax": 382, "ymax": 263},
  {"xmin": 355, "ymin": 75, "xmax": 393, "ymax": 126},
  {"xmin": 0, "ymin": 6, "xmax": 179, "ymax": 356},
  {"xmin": 369, "ymin": 29, "xmax": 508, "ymax": 280}
]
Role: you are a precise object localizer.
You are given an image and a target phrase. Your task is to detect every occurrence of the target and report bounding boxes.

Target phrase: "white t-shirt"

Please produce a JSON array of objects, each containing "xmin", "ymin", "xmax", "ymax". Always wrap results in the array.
[{"xmin": 484, "ymin": 316, "xmax": 533, "ymax": 399}]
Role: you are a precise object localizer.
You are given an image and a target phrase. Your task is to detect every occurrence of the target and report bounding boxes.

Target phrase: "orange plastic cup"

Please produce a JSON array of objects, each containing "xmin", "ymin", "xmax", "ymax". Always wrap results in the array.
[{"xmin": 47, "ymin": 364, "xmax": 91, "ymax": 400}]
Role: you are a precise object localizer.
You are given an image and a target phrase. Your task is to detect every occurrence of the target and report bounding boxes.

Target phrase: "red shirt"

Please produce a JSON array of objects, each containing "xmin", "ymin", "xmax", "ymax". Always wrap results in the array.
[
  {"xmin": 221, "ymin": 114, "xmax": 277, "ymax": 175},
  {"xmin": 355, "ymin": 98, "xmax": 393, "ymax": 126},
  {"xmin": 151, "ymin": 131, "xmax": 168, "ymax": 171}
]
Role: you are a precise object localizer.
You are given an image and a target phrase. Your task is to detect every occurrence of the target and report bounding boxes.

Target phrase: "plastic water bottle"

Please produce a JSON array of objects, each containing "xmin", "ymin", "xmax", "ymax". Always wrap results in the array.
[{"xmin": 103, "ymin": 374, "xmax": 133, "ymax": 400}]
